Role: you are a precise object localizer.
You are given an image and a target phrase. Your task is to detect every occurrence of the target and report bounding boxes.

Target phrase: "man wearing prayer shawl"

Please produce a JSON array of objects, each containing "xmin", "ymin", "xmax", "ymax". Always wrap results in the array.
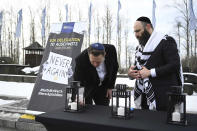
[{"xmin": 128, "ymin": 16, "xmax": 183, "ymax": 111}]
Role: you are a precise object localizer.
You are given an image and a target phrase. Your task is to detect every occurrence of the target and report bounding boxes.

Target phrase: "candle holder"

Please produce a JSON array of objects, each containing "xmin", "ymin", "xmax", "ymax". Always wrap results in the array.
[
  {"xmin": 111, "ymin": 84, "xmax": 131, "ymax": 119},
  {"xmin": 64, "ymin": 81, "xmax": 85, "ymax": 112},
  {"xmin": 167, "ymin": 86, "xmax": 187, "ymax": 126}
]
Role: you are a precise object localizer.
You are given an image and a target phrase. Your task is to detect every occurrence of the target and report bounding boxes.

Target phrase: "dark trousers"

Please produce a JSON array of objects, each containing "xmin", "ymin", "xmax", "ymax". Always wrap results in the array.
[
  {"xmin": 85, "ymin": 86, "xmax": 109, "ymax": 106},
  {"xmin": 141, "ymin": 93, "xmax": 149, "ymax": 110}
]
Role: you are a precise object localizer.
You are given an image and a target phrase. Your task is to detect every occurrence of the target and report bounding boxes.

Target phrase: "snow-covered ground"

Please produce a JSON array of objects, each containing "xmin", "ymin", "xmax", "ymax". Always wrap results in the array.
[
  {"xmin": 0, "ymin": 77, "xmax": 197, "ymax": 113},
  {"xmin": 0, "ymin": 77, "xmax": 134, "ymax": 100},
  {"xmin": 185, "ymin": 95, "xmax": 197, "ymax": 113},
  {"xmin": 22, "ymin": 66, "xmax": 40, "ymax": 75},
  {"xmin": 0, "ymin": 81, "xmax": 34, "ymax": 99},
  {"xmin": 115, "ymin": 77, "xmax": 135, "ymax": 88},
  {"xmin": 0, "ymin": 99, "xmax": 16, "ymax": 106}
]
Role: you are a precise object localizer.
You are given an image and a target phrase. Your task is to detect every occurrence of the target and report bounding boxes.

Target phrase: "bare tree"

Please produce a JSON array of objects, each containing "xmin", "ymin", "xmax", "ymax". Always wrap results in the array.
[
  {"xmin": 175, "ymin": 21, "xmax": 182, "ymax": 51},
  {"xmin": 102, "ymin": 5, "xmax": 113, "ymax": 44},
  {"xmin": 0, "ymin": 11, "xmax": 3, "ymax": 57},
  {"xmin": 117, "ymin": 17, "xmax": 122, "ymax": 69},
  {"xmin": 102, "ymin": 18, "xmax": 105, "ymax": 44},
  {"xmin": 2, "ymin": 11, "xmax": 9, "ymax": 57},
  {"xmin": 124, "ymin": 24, "xmax": 129, "ymax": 69},
  {"xmin": 127, "ymin": 45, "xmax": 135, "ymax": 68},
  {"xmin": 29, "ymin": 8, "xmax": 36, "ymax": 45},
  {"xmin": 195, "ymin": 29, "xmax": 197, "ymax": 57},
  {"xmin": 174, "ymin": 1, "xmax": 189, "ymax": 53},
  {"xmin": 191, "ymin": 35, "xmax": 193, "ymax": 57},
  {"xmin": 78, "ymin": 5, "xmax": 82, "ymax": 21},
  {"xmin": 173, "ymin": 0, "xmax": 191, "ymax": 67},
  {"xmin": 58, "ymin": 9, "xmax": 63, "ymax": 22},
  {"xmin": 2, "ymin": 11, "xmax": 6, "ymax": 56},
  {"xmin": 8, "ymin": 7, "xmax": 17, "ymax": 63},
  {"xmin": 40, "ymin": 8, "xmax": 45, "ymax": 47},
  {"xmin": 95, "ymin": 13, "xmax": 101, "ymax": 42}
]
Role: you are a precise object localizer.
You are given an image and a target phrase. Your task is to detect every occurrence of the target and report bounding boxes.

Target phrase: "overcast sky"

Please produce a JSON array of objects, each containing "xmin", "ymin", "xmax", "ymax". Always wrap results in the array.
[{"xmin": 0, "ymin": 0, "xmax": 197, "ymax": 61}]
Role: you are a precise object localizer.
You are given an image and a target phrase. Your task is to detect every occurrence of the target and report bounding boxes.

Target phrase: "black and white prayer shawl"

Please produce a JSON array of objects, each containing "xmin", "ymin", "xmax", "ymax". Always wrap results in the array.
[
  {"xmin": 134, "ymin": 31, "xmax": 166, "ymax": 110},
  {"xmin": 134, "ymin": 31, "xmax": 184, "ymax": 110}
]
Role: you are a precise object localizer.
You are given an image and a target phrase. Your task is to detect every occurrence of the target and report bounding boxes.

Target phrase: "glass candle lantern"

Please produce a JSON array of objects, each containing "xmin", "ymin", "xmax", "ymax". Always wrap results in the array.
[
  {"xmin": 167, "ymin": 86, "xmax": 187, "ymax": 126},
  {"xmin": 64, "ymin": 81, "xmax": 85, "ymax": 112},
  {"xmin": 111, "ymin": 84, "xmax": 131, "ymax": 119}
]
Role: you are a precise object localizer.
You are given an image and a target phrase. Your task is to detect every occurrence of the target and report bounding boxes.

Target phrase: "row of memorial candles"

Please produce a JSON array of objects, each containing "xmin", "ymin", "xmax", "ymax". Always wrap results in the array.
[{"xmin": 64, "ymin": 82, "xmax": 187, "ymax": 125}]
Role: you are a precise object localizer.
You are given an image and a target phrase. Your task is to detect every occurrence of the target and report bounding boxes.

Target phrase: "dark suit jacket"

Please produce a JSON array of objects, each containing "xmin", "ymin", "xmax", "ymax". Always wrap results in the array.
[
  {"xmin": 74, "ymin": 44, "xmax": 119, "ymax": 98},
  {"xmin": 145, "ymin": 36, "xmax": 182, "ymax": 110}
]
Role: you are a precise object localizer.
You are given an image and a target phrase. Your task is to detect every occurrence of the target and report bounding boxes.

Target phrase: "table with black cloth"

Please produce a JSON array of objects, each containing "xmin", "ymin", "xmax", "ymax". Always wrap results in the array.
[{"xmin": 35, "ymin": 105, "xmax": 197, "ymax": 131}]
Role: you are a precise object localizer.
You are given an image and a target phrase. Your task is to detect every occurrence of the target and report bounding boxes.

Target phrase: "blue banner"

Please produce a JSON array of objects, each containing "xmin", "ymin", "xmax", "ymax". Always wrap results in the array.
[
  {"xmin": 65, "ymin": 4, "xmax": 68, "ymax": 22},
  {"xmin": 15, "ymin": 9, "xmax": 22, "ymax": 38},
  {"xmin": 41, "ymin": 7, "xmax": 46, "ymax": 37},
  {"xmin": 152, "ymin": 0, "xmax": 156, "ymax": 28},
  {"xmin": 189, "ymin": 0, "xmax": 197, "ymax": 31},
  {"xmin": 88, "ymin": 2, "xmax": 92, "ymax": 34}
]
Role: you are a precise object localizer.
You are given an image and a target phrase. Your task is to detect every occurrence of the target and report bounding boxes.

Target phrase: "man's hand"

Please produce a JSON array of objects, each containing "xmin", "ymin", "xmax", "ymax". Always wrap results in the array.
[
  {"xmin": 128, "ymin": 66, "xmax": 141, "ymax": 79},
  {"xmin": 139, "ymin": 66, "xmax": 151, "ymax": 79},
  {"xmin": 106, "ymin": 89, "xmax": 112, "ymax": 99}
]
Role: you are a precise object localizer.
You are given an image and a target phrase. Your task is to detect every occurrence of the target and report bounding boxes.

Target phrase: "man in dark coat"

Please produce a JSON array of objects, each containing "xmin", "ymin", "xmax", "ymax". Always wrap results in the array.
[
  {"xmin": 128, "ymin": 16, "xmax": 183, "ymax": 111},
  {"xmin": 74, "ymin": 43, "xmax": 119, "ymax": 106}
]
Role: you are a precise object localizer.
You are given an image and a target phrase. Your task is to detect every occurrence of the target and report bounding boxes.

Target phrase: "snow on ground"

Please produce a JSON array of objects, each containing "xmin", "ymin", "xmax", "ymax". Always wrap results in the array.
[
  {"xmin": 0, "ymin": 77, "xmax": 134, "ymax": 100},
  {"xmin": 0, "ymin": 99, "xmax": 16, "ymax": 105},
  {"xmin": 22, "ymin": 66, "xmax": 40, "ymax": 74},
  {"xmin": 0, "ymin": 79, "xmax": 197, "ymax": 113},
  {"xmin": 186, "ymin": 94, "xmax": 197, "ymax": 113},
  {"xmin": 0, "ymin": 81, "xmax": 34, "ymax": 99},
  {"xmin": 115, "ymin": 77, "xmax": 135, "ymax": 88}
]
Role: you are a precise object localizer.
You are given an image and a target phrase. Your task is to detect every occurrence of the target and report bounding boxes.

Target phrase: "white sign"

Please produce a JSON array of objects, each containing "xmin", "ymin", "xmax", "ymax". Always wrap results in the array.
[{"xmin": 42, "ymin": 52, "xmax": 72, "ymax": 84}]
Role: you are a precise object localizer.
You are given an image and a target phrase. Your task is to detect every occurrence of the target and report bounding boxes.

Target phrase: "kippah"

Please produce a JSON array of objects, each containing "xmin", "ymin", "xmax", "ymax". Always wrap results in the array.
[
  {"xmin": 90, "ymin": 43, "xmax": 105, "ymax": 50},
  {"xmin": 136, "ymin": 16, "xmax": 151, "ymax": 24}
]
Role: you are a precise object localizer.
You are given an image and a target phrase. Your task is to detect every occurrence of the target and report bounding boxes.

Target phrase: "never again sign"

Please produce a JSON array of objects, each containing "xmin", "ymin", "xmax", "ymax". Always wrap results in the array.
[{"xmin": 42, "ymin": 52, "xmax": 72, "ymax": 85}]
